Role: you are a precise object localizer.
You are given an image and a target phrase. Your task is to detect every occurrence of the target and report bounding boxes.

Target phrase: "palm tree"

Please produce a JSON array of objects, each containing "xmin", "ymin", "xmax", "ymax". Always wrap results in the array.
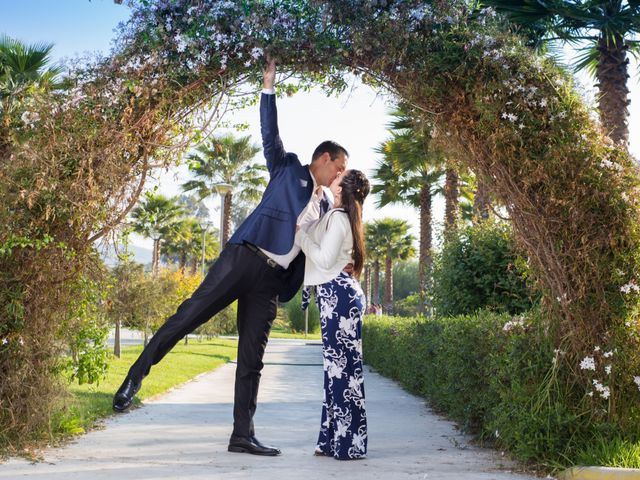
[
  {"xmin": 0, "ymin": 35, "xmax": 65, "ymax": 158},
  {"xmin": 366, "ymin": 218, "xmax": 415, "ymax": 314},
  {"xmin": 130, "ymin": 193, "xmax": 184, "ymax": 277},
  {"xmin": 372, "ymin": 105, "xmax": 475, "ymax": 312},
  {"xmin": 0, "ymin": 35, "xmax": 63, "ymax": 100},
  {"xmin": 163, "ymin": 217, "xmax": 219, "ymax": 274},
  {"xmin": 473, "ymin": 174, "xmax": 492, "ymax": 223},
  {"xmin": 163, "ymin": 217, "xmax": 197, "ymax": 273},
  {"xmin": 365, "ymin": 223, "xmax": 387, "ymax": 305},
  {"xmin": 372, "ymin": 107, "xmax": 443, "ymax": 313},
  {"xmin": 183, "ymin": 134, "xmax": 266, "ymax": 247},
  {"xmin": 482, "ymin": 0, "xmax": 640, "ymax": 146}
]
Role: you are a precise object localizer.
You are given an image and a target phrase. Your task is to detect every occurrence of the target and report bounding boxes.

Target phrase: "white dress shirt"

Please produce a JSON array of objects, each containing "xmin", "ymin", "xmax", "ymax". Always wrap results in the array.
[
  {"xmin": 259, "ymin": 177, "xmax": 323, "ymax": 269},
  {"xmin": 294, "ymin": 208, "xmax": 354, "ymax": 286}
]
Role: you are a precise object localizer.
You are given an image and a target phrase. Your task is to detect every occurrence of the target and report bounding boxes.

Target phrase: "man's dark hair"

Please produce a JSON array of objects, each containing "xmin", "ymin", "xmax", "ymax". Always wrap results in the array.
[{"xmin": 311, "ymin": 140, "xmax": 349, "ymax": 162}]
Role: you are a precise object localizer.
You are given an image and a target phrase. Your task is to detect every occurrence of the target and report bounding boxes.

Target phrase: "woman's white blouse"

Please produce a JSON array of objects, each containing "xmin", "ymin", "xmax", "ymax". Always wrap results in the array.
[{"xmin": 294, "ymin": 208, "xmax": 353, "ymax": 286}]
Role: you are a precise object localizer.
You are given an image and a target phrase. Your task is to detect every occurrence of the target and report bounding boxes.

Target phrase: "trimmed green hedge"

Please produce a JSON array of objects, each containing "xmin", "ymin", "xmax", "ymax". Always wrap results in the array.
[{"xmin": 363, "ymin": 312, "xmax": 640, "ymax": 469}]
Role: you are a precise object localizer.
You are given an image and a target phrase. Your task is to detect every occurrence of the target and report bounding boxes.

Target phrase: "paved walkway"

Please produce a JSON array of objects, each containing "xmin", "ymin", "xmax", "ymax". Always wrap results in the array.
[{"xmin": 1, "ymin": 339, "xmax": 541, "ymax": 479}]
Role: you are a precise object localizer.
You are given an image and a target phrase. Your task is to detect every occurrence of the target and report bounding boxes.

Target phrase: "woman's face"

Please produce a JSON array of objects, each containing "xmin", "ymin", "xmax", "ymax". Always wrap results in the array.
[{"xmin": 329, "ymin": 170, "xmax": 348, "ymax": 204}]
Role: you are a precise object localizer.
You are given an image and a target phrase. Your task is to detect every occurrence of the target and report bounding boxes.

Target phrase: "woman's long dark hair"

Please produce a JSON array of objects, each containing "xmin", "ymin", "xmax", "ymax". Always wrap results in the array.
[{"xmin": 339, "ymin": 170, "xmax": 370, "ymax": 278}]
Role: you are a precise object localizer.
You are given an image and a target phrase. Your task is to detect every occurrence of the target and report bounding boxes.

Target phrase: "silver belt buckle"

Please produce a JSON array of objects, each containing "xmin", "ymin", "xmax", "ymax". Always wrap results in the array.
[{"xmin": 266, "ymin": 258, "xmax": 278, "ymax": 269}]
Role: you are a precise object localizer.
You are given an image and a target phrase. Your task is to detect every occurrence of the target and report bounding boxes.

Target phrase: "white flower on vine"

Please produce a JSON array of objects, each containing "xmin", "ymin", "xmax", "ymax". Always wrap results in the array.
[
  {"xmin": 580, "ymin": 356, "xmax": 596, "ymax": 371},
  {"xmin": 621, "ymin": 280, "xmax": 640, "ymax": 294},
  {"xmin": 250, "ymin": 47, "xmax": 263, "ymax": 60}
]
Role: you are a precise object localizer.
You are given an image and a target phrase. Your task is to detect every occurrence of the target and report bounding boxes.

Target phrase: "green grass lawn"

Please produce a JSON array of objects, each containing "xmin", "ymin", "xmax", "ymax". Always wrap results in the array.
[
  {"xmin": 58, "ymin": 338, "xmax": 238, "ymax": 436},
  {"xmin": 269, "ymin": 315, "xmax": 321, "ymax": 340},
  {"xmin": 269, "ymin": 330, "xmax": 321, "ymax": 340}
]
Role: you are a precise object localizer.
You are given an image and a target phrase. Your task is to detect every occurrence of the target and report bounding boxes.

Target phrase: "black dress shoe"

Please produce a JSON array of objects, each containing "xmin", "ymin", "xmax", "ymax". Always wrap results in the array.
[
  {"xmin": 228, "ymin": 435, "xmax": 281, "ymax": 456},
  {"xmin": 112, "ymin": 376, "xmax": 141, "ymax": 413}
]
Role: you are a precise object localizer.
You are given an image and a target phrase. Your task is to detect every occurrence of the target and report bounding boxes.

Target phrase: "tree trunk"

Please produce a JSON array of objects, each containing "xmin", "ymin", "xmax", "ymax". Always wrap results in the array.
[
  {"xmin": 373, "ymin": 260, "xmax": 380, "ymax": 304},
  {"xmin": 152, "ymin": 237, "xmax": 161, "ymax": 278},
  {"xmin": 384, "ymin": 254, "xmax": 393, "ymax": 314},
  {"xmin": 223, "ymin": 191, "xmax": 233, "ymax": 247},
  {"xmin": 179, "ymin": 251, "xmax": 187, "ymax": 274},
  {"xmin": 419, "ymin": 182, "xmax": 432, "ymax": 315},
  {"xmin": 444, "ymin": 167, "xmax": 459, "ymax": 235},
  {"xmin": 363, "ymin": 264, "xmax": 370, "ymax": 308},
  {"xmin": 596, "ymin": 32, "xmax": 629, "ymax": 147},
  {"xmin": 113, "ymin": 318, "xmax": 121, "ymax": 358},
  {"xmin": 190, "ymin": 257, "xmax": 198, "ymax": 275},
  {"xmin": 473, "ymin": 173, "xmax": 490, "ymax": 223}
]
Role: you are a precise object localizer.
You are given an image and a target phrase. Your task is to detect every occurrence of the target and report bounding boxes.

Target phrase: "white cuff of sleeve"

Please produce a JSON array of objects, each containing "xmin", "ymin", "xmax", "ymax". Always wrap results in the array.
[{"xmin": 262, "ymin": 87, "xmax": 275, "ymax": 95}]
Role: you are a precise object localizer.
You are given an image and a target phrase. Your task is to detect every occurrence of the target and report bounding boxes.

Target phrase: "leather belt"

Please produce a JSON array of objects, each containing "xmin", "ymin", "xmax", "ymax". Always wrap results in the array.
[{"xmin": 244, "ymin": 243, "xmax": 285, "ymax": 271}]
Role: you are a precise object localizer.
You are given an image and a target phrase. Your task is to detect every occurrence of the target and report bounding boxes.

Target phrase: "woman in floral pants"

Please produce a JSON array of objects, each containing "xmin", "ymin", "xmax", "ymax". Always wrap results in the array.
[{"xmin": 296, "ymin": 169, "xmax": 370, "ymax": 460}]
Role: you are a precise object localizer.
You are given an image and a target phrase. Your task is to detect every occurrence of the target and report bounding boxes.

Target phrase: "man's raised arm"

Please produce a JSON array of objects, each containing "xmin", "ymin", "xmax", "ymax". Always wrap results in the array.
[{"xmin": 260, "ymin": 58, "xmax": 287, "ymax": 172}]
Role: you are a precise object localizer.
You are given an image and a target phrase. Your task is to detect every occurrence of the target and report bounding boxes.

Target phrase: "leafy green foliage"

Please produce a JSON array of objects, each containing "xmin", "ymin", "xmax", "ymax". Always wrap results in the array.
[
  {"xmin": 60, "ymin": 276, "xmax": 110, "ymax": 386},
  {"xmin": 392, "ymin": 260, "xmax": 420, "ymax": 300},
  {"xmin": 431, "ymin": 221, "xmax": 536, "ymax": 316}
]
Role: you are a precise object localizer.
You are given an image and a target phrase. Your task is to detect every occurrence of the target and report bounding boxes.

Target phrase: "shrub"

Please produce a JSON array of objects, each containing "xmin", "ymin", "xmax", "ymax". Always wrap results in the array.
[
  {"xmin": 394, "ymin": 293, "xmax": 421, "ymax": 317},
  {"xmin": 194, "ymin": 301, "xmax": 237, "ymax": 337},
  {"xmin": 364, "ymin": 311, "xmax": 640, "ymax": 469},
  {"xmin": 57, "ymin": 273, "xmax": 111, "ymax": 387},
  {"xmin": 431, "ymin": 221, "xmax": 536, "ymax": 316},
  {"xmin": 284, "ymin": 289, "xmax": 320, "ymax": 334}
]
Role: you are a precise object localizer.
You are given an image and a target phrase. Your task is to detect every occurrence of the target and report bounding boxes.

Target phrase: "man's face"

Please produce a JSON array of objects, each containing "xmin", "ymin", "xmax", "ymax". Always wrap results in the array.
[{"xmin": 318, "ymin": 152, "xmax": 348, "ymax": 187}]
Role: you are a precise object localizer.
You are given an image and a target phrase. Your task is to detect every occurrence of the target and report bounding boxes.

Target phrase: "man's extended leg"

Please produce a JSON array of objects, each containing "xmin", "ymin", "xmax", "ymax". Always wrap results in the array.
[{"xmin": 113, "ymin": 244, "xmax": 248, "ymax": 412}]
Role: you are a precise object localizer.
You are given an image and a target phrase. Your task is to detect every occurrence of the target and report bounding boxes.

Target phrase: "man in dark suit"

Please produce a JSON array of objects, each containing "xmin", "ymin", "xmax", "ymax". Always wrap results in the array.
[{"xmin": 112, "ymin": 59, "xmax": 348, "ymax": 456}]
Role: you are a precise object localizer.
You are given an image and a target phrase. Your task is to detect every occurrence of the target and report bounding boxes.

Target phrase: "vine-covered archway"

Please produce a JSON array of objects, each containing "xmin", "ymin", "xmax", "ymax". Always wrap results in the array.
[{"xmin": 1, "ymin": 0, "xmax": 638, "ymax": 445}]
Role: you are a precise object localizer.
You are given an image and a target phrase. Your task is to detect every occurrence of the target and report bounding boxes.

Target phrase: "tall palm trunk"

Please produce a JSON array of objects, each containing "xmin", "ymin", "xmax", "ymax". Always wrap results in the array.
[
  {"xmin": 473, "ymin": 174, "xmax": 490, "ymax": 223},
  {"xmin": 373, "ymin": 260, "xmax": 381, "ymax": 304},
  {"xmin": 190, "ymin": 257, "xmax": 198, "ymax": 275},
  {"xmin": 113, "ymin": 318, "xmax": 121, "ymax": 358},
  {"xmin": 596, "ymin": 32, "xmax": 630, "ymax": 147},
  {"xmin": 152, "ymin": 237, "xmax": 161, "ymax": 278},
  {"xmin": 444, "ymin": 167, "xmax": 459, "ymax": 235},
  {"xmin": 384, "ymin": 254, "xmax": 393, "ymax": 314},
  {"xmin": 222, "ymin": 191, "xmax": 233, "ymax": 247},
  {"xmin": 419, "ymin": 182, "xmax": 432, "ymax": 314},
  {"xmin": 363, "ymin": 264, "xmax": 370, "ymax": 307},
  {"xmin": 179, "ymin": 251, "xmax": 187, "ymax": 274}
]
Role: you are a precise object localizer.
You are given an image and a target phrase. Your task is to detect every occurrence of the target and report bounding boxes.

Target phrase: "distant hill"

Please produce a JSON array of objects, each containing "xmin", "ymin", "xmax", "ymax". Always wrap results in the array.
[{"xmin": 100, "ymin": 244, "xmax": 153, "ymax": 269}]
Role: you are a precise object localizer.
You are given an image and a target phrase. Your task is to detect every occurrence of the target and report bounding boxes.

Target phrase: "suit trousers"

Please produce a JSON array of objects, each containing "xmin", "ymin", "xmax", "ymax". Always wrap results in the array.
[{"xmin": 127, "ymin": 243, "xmax": 285, "ymax": 437}]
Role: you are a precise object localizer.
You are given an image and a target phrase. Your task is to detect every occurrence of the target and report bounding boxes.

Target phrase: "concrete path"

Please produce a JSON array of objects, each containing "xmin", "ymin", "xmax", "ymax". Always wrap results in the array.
[{"xmin": 1, "ymin": 339, "xmax": 541, "ymax": 479}]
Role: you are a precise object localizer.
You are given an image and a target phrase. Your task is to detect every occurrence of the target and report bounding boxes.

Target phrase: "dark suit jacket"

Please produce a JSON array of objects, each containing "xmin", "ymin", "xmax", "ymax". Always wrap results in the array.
[{"xmin": 228, "ymin": 93, "xmax": 329, "ymax": 302}]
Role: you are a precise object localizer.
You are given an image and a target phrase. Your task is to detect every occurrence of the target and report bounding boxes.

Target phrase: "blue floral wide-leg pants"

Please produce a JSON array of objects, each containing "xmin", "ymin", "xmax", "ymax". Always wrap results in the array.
[{"xmin": 307, "ymin": 271, "xmax": 367, "ymax": 460}]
